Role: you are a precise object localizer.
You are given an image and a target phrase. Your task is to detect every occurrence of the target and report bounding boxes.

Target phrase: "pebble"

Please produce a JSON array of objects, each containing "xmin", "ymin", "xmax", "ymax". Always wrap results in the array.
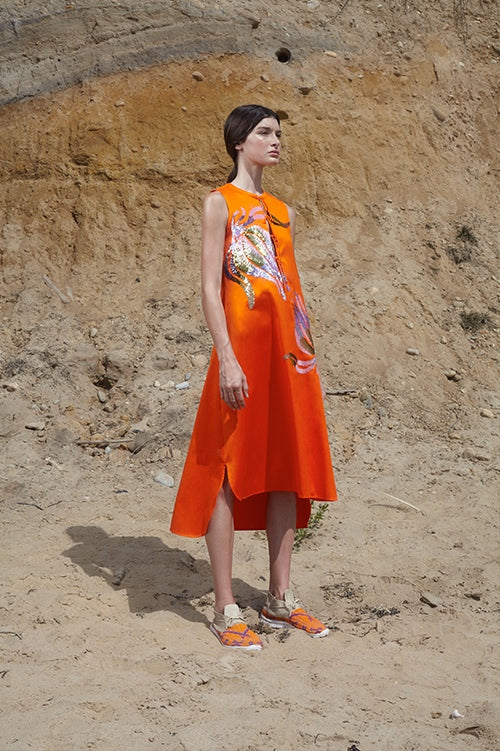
[
  {"xmin": 420, "ymin": 591, "xmax": 443, "ymax": 608},
  {"xmin": 360, "ymin": 390, "xmax": 373, "ymax": 409},
  {"xmin": 2, "ymin": 381, "xmax": 19, "ymax": 391},
  {"xmin": 431, "ymin": 105, "xmax": 446, "ymax": 122},
  {"xmin": 463, "ymin": 447, "xmax": 491, "ymax": 462},
  {"xmin": 25, "ymin": 421, "xmax": 46, "ymax": 431},
  {"xmin": 192, "ymin": 71, "xmax": 204, "ymax": 81},
  {"xmin": 406, "ymin": 348, "xmax": 420, "ymax": 356},
  {"xmin": 480, "ymin": 408, "xmax": 494, "ymax": 418},
  {"xmin": 260, "ymin": 74, "xmax": 270, "ymax": 82},
  {"xmin": 89, "ymin": 327, "xmax": 98, "ymax": 338},
  {"xmin": 444, "ymin": 369, "xmax": 461, "ymax": 382},
  {"xmin": 97, "ymin": 389, "xmax": 108, "ymax": 404},
  {"xmin": 175, "ymin": 381, "xmax": 191, "ymax": 390},
  {"xmin": 111, "ymin": 568, "xmax": 126, "ymax": 586},
  {"xmin": 114, "ymin": 99, "xmax": 125, "ymax": 107},
  {"xmin": 154, "ymin": 471, "xmax": 175, "ymax": 488},
  {"xmin": 324, "ymin": 50, "xmax": 337, "ymax": 58}
]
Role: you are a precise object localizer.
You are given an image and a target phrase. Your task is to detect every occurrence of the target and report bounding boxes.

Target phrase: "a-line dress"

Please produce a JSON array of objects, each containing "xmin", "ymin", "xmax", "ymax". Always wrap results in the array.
[{"xmin": 170, "ymin": 183, "xmax": 337, "ymax": 537}]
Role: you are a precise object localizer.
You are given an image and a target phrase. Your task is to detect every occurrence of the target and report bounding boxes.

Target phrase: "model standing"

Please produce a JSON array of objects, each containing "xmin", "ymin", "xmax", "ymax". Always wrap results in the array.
[{"xmin": 170, "ymin": 104, "xmax": 337, "ymax": 650}]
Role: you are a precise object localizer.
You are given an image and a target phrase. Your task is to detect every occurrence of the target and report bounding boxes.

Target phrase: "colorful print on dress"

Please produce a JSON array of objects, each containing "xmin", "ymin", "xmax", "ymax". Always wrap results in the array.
[
  {"xmin": 284, "ymin": 293, "xmax": 317, "ymax": 374},
  {"xmin": 224, "ymin": 206, "xmax": 288, "ymax": 309}
]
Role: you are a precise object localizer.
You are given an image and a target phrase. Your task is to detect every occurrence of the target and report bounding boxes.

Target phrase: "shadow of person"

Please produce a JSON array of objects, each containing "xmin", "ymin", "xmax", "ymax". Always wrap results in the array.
[{"xmin": 62, "ymin": 526, "xmax": 263, "ymax": 625}]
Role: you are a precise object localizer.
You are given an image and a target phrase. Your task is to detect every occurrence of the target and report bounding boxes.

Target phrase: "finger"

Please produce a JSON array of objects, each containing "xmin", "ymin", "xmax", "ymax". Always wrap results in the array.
[
  {"xmin": 242, "ymin": 374, "xmax": 249, "ymax": 399},
  {"xmin": 233, "ymin": 390, "xmax": 245, "ymax": 409}
]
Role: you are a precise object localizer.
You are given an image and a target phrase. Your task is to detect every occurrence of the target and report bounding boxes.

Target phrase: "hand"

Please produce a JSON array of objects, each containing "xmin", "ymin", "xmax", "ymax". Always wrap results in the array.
[{"xmin": 219, "ymin": 350, "xmax": 249, "ymax": 410}]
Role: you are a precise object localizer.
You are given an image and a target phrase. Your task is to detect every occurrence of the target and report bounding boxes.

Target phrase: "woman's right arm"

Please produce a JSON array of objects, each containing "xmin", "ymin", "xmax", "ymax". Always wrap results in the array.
[{"xmin": 200, "ymin": 191, "xmax": 249, "ymax": 409}]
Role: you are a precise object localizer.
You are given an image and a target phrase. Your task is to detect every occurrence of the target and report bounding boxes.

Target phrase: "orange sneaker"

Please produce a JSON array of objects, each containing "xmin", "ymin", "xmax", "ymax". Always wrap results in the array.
[
  {"xmin": 210, "ymin": 604, "xmax": 263, "ymax": 651},
  {"xmin": 260, "ymin": 589, "xmax": 329, "ymax": 638}
]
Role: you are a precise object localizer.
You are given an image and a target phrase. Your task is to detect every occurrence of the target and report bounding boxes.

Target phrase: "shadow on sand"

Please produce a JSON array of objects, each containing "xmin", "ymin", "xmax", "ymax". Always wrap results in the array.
[{"xmin": 62, "ymin": 525, "xmax": 263, "ymax": 625}]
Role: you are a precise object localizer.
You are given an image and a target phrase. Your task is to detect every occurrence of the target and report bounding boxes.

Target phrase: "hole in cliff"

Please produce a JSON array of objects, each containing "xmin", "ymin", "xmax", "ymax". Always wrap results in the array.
[{"xmin": 276, "ymin": 48, "xmax": 292, "ymax": 64}]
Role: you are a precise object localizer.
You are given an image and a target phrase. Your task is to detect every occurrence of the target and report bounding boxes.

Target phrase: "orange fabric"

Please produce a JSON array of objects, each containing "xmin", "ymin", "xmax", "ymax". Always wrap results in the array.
[{"xmin": 170, "ymin": 183, "xmax": 337, "ymax": 537}]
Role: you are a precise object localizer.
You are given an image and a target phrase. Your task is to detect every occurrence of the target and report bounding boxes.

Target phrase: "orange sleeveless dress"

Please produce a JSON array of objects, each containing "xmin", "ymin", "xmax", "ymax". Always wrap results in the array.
[{"xmin": 170, "ymin": 183, "xmax": 337, "ymax": 537}]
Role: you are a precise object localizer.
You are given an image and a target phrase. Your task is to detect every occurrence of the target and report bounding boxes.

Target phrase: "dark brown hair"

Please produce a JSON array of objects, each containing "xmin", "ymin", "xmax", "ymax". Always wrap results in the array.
[{"xmin": 224, "ymin": 104, "xmax": 280, "ymax": 182}]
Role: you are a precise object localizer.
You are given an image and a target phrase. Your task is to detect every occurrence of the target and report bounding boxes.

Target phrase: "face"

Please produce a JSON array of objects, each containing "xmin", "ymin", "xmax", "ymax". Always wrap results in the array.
[{"xmin": 236, "ymin": 117, "xmax": 282, "ymax": 167}]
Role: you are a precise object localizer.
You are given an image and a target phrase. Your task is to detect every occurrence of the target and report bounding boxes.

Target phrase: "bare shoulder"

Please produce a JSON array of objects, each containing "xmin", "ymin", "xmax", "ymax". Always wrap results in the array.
[{"xmin": 203, "ymin": 190, "xmax": 228, "ymax": 217}]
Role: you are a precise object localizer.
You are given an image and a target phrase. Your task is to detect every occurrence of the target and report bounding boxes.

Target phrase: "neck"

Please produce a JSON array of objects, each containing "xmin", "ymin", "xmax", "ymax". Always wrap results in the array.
[{"xmin": 231, "ymin": 163, "xmax": 264, "ymax": 195}]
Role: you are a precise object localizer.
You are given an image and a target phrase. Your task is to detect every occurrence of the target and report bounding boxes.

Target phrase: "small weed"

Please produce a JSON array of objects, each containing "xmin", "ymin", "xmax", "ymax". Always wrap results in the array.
[
  {"xmin": 460, "ymin": 310, "xmax": 492, "ymax": 332},
  {"xmin": 294, "ymin": 502, "xmax": 329, "ymax": 549},
  {"xmin": 456, "ymin": 225, "xmax": 478, "ymax": 246},
  {"xmin": 446, "ymin": 224, "xmax": 478, "ymax": 265}
]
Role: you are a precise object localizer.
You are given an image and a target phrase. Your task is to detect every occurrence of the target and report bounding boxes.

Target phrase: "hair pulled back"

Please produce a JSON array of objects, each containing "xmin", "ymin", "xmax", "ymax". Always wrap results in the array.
[{"xmin": 224, "ymin": 104, "xmax": 280, "ymax": 182}]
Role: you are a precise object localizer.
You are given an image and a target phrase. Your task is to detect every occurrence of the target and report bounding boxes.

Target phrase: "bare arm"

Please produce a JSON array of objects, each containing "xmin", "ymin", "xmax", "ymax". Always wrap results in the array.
[
  {"xmin": 200, "ymin": 191, "xmax": 248, "ymax": 409},
  {"xmin": 286, "ymin": 204, "xmax": 296, "ymax": 245}
]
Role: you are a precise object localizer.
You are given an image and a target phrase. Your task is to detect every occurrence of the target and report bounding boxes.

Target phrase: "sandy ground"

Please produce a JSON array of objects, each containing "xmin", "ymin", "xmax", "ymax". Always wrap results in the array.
[{"xmin": 1, "ymin": 1, "xmax": 499, "ymax": 749}]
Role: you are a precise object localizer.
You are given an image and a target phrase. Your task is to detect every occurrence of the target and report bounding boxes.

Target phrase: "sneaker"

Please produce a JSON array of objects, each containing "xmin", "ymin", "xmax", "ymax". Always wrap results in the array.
[
  {"xmin": 210, "ymin": 603, "xmax": 263, "ymax": 651},
  {"xmin": 260, "ymin": 589, "xmax": 329, "ymax": 638}
]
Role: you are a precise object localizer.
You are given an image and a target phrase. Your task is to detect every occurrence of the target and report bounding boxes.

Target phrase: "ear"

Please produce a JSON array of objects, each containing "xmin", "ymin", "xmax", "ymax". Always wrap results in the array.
[{"xmin": 235, "ymin": 141, "xmax": 244, "ymax": 151}]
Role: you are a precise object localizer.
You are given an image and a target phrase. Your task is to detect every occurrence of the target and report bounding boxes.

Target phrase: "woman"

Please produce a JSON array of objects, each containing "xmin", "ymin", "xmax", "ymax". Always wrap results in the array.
[{"xmin": 170, "ymin": 104, "xmax": 337, "ymax": 650}]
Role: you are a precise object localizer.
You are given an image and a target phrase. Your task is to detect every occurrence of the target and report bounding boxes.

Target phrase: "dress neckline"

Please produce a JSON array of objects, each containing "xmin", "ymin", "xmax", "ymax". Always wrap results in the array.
[{"xmin": 228, "ymin": 182, "xmax": 267, "ymax": 198}]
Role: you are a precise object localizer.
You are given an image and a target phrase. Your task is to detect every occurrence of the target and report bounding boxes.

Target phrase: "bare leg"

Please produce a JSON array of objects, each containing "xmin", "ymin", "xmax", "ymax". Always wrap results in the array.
[
  {"xmin": 205, "ymin": 480, "xmax": 235, "ymax": 613},
  {"xmin": 266, "ymin": 491, "xmax": 296, "ymax": 600}
]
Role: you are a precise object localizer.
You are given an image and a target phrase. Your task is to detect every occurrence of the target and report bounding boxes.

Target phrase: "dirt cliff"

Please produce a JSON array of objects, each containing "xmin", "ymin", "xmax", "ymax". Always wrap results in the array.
[{"xmin": 0, "ymin": 2, "xmax": 498, "ymax": 750}]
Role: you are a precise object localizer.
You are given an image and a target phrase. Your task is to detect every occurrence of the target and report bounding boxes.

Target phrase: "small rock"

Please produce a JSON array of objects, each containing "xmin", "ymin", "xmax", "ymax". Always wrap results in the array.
[
  {"xmin": 114, "ymin": 100, "xmax": 125, "ymax": 107},
  {"xmin": 406, "ymin": 348, "xmax": 420, "ymax": 356},
  {"xmin": 154, "ymin": 471, "xmax": 175, "ymax": 488},
  {"xmin": 359, "ymin": 390, "xmax": 373, "ymax": 409},
  {"xmin": 465, "ymin": 592, "xmax": 481, "ymax": 601},
  {"xmin": 89, "ymin": 327, "xmax": 98, "ymax": 338},
  {"xmin": 463, "ymin": 447, "xmax": 491, "ymax": 462},
  {"xmin": 25, "ymin": 421, "xmax": 46, "ymax": 431},
  {"xmin": 480, "ymin": 408, "xmax": 494, "ymax": 419},
  {"xmin": 154, "ymin": 380, "xmax": 161, "ymax": 388},
  {"xmin": 185, "ymin": 372, "xmax": 192, "ymax": 380},
  {"xmin": 324, "ymin": 50, "xmax": 337, "ymax": 58},
  {"xmin": 299, "ymin": 86, "xmax": 314, "ymax": 95},
  {"xmin": 450, "ymin": 709, "xmax": 464, "ymax": 719},
  {"xmin": 175, "ymin": 381, "xmax": 190, "ymax": 390},
  {"xmin": 97, "ymin": 389, "xmax": 108, "ymax": 404},
  {"xmin": 150, "ymin": 199, "xmax": 161, "ymax": 209},
  {"xmin": 111, "ymin": 568, "xmax": 126, "ymax": 586},
  {"xmin": 420, "ymin": 591, "xmax": 443, "ymax": 608},
  {"xmin": 260, "ymin": 74, "xmax": 270, "ymax": 82},
  {"xmin": 431, "ymin": 105, "xmax": 446, "ymax": 122},
  {"xmin": 192, "ymin": 71, "xmax": 204, "ymax": 81},
  {"xmin": 2, "ymin": 382, "xmax": 19, "ymax": 392}
]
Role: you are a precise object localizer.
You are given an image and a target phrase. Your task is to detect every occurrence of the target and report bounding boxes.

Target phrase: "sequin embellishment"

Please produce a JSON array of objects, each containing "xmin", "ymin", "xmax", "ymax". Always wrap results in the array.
[
  {"xmin": 224, "ymin": 206, "xmax": 288, "ymax": 309},
  {"xmin": 284, "ymin": 293, "xmax": 317, "ymax": 374}
]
